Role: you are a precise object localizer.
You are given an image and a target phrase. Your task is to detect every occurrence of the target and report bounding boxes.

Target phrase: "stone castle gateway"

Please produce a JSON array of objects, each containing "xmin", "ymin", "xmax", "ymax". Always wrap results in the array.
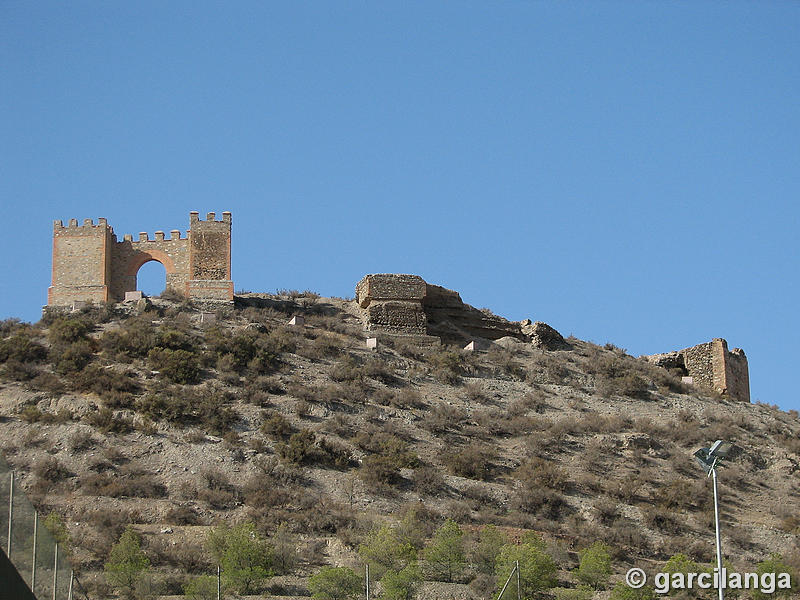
[{"xmin": 48, "ymin": 212, "xmax": 232, "ymax": 305}]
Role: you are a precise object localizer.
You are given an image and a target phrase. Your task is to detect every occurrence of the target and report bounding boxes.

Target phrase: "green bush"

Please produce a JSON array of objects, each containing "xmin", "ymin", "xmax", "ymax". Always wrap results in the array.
[
  {"xmin": 136, "ymin": 384, "xmax": 238, "ymax": 434},
  {"xmin": 48, "ymin": 316, "xmax": 92, "ymax": 344},
  {"xmin": 69, "ymin": 363, "xmax": 140, "ymax": 405},
  {"xmin": 207, "ymin": 522, "xmax": 273, "ymax": 595},
  {"xmin": 309, "ymin": 566, "xmax": 362, "ymax": 600},
  {"xmin": 0, "ymin": 333, "xmax": 47, "ymax": 363},
  {"xmin": 104, "ymin": 526, "xmax": 150, "ymax": 599},
  {"xmin": 422, "ymin": 520, "xmax": 465, "ymax": 583},
  {"xmin": 52, "ymin": 340, "xmax": 94, "ymax": 375},
  {"xmin": 147, "ymin": 348, "xmax": 201, "ymax": 384},
  {"xmin": 1, "ymin": 359, "xmax": 39, "ymax": 381},
  {"xmin": 495, "ymin": 534, "xmax": 557, "ymax": 600},
  {"xmin": 575, "ymin": 541, "xmax": 612, "ymax": 589}
]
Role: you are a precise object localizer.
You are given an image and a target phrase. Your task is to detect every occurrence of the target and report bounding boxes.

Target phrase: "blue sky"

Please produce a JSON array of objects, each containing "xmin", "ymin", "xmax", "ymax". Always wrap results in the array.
[{"xmin": 2, "ymin": 2, "xmax": 798, "ymax": 410}]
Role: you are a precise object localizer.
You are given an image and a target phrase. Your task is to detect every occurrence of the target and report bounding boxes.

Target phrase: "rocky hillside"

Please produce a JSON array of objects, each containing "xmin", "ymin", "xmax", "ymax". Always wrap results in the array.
[{"xmin": 0, "ymin": 293, "xmax": 798, "ymax": 599}]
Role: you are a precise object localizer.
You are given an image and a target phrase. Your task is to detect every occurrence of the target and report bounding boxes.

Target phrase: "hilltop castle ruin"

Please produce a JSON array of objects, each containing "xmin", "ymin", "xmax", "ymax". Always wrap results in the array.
[
  {"xmin": 48, "ymin": 212, "xmax": 232, "ymax": 305},
  {"xmin": 46, "ymin": 215, "xmax": 751, "ymax": 402}
]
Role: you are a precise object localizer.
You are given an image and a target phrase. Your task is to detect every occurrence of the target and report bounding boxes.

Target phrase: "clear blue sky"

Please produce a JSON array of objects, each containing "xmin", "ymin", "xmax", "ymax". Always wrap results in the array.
[{"xmin": 2, "ymin": 2, "xmax": 798, "ymax": 411}]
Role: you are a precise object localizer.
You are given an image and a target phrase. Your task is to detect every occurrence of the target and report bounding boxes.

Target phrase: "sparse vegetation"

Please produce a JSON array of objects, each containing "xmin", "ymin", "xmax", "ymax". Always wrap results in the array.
[{"xmin": 0, "ymin": 297, "xmax": 794, "ymax": 598}]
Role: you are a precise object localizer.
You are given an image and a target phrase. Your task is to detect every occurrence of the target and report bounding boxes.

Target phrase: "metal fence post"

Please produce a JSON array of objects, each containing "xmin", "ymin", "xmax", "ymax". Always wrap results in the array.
[
  {"xmin": 68, "ymin": 570, "xmax": 74, "ymax": 600},
  {"xmin": 52, "ymin": 542, "xmax": 58, "ymax": 600},
  {"xmin": 7, "ymin": 471, "xmax": 13, "ymax": 555},
  {"xmin": 31, "ymin": 511, "xmax": 38, "ymax": 591}
]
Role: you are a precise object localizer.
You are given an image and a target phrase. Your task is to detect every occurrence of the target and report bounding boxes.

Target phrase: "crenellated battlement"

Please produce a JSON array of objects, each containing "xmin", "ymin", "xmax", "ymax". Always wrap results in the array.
[
  {"xmin": 119, "ymin": 230, "xmax": 187, "ymax": 243},
  {"xmin": 53, "ymin": 217, "xmax": 113, "ymax": 234},
  {"xmin": 190, "ymin": 210, "xmax": 232, "ymax": 225},
  {"xmin": 49, "ymin": 211, "xmax": 233, "ymax": 305}
]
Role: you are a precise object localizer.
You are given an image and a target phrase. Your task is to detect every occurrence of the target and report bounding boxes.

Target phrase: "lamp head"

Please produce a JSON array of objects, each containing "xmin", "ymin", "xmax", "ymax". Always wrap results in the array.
[{"xmin": 694, "ymin": 440, "xmax": 732, "ymax": 475}]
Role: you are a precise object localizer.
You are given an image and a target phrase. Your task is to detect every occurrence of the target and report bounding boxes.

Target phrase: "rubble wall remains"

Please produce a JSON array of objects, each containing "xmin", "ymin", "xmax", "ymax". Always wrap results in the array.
[
  {"xmin": 645, "ymin": 338, "xmax": 750, "ymax": 402},
  {"xmin": 355, "ymin": 274, "xmax": 568, "ymax": 349}
]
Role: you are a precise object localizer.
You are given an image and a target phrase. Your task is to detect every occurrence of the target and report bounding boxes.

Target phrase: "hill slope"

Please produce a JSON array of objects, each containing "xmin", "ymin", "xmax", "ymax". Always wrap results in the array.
[{"xmin": 1, "ymin": 293, "xmax": 798, "ymax": 598}]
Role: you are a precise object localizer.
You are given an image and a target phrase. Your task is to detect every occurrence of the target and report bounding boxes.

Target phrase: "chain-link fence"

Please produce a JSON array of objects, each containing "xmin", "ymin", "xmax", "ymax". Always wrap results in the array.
[{"xmin": 0, "ymin": 456, "xmax": 90, "ymax": 600}]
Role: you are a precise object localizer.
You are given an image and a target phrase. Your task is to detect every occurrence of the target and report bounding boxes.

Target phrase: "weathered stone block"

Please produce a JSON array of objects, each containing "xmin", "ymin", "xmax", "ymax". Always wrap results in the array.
[
  {"xmin": 364, "ymin": 301, "xmax": 427, "ymax": 334},
  {"xmin": 356, "ymin": 274, "xmax": 427, "ymax": 308}
]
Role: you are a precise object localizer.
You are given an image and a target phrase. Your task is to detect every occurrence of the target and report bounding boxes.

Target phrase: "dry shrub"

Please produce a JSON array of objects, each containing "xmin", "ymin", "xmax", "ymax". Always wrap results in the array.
[
  {"xmin": 164, "ymin": 505, "xmax": 202, "ymax": 525},
  {"xmin": 521, "ymin": 388, "xmax": 549, "ymax": 413},
  {"xmin": 412, "ymin": 465, "xmax": 446, "ymax": 496},
  {"xmin": 33, "ymin": 456, "xmax": 72, "ymax": 482},
  {"xmin": 85, "ymin": 407, "xmax": 133, "ymax": 434},
  {"xmin": 642, "ymin": 506, "xmax": 682, "ymax": 534},
  {"xmin": 513, "ymin": 487, "xmax": 570, "ymax": 519},
  {"xmin": 422, "ymin": 404, "xmax": 468, "ymax": 433},
  {"xmin": 463, "ymin": 381, "xmax": 489, "ymax": 403},
  {"xmin": 442, "ymin": 444, "xmax": 494, "ymax": 481},
  {"xmin": 593, "ymin": 498, "xmax": 621, "ymax": 525},
  {"xmin": 390, "ymin": 387, "xmax": 424, "ymax": 409},
  {"xmin": 69, "ymin": 430, "xmax": 98, "ymax": 453},
  {"xmin": 515, "ymin": 457, "xmax": 570, "ymax": 492}
]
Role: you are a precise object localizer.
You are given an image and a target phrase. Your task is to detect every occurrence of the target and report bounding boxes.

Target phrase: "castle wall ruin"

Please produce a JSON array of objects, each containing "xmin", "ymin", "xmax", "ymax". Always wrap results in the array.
[
  {"xmin": 645, "ymin": 338, "xmax": 750, "ymax": 402},
  {"xmin": 48, "ymin": 212, "xmax": 233, "ymax": 306},
  {"xmin": 355, "ymin": 273, "xmax": 569, "ymax": 350}
]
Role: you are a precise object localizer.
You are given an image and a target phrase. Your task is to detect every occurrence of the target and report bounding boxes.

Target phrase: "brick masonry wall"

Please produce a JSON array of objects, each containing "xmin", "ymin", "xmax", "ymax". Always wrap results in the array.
[
  {"xmin": 49, "ymin": 219, "xmax": 113, "ymax": 305},
  {"xmin": 49, "ymin": 212, "xmax": 232, "ymax": 305}
]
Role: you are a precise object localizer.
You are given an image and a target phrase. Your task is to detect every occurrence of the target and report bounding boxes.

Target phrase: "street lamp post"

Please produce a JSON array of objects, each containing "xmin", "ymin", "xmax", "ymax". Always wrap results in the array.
[{"xmin": 694, "ymin": 440, "xmax": 733, "ymax": 600}]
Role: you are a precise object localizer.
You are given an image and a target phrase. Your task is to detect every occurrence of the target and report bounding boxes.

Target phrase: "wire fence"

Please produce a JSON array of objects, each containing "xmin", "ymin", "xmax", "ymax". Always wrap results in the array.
[{"xmin": 0, "ymin": 455, "xmax": 90, "ymax": 600}]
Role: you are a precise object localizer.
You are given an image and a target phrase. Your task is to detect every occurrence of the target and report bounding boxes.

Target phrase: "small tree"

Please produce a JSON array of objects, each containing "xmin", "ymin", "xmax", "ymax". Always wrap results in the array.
[
  {"xmin": 271, "ymin": 522, "xmax": 298, "ymax": 575},
  {"xmin": 495, "ymin": 534, "xmax": 557, "ymax": 600},
  {"xmin": 183, "ymin": 575, "xmax": 218, "ymax": 600},
  {"xmin": 422, "ymin": 519, "xmax": 465, "ymax": 582},
  {"xmin": 207, "ymin": 522, "xmax": 272, "ymax": 595},
  {"xmin": 609, "ymin": 582, "xmax": 655, "ymax": 600},
  {"xmin": 575, "ymin": 541, "xmax": 612, "ymax": 589},
  {"xmin": 309, "ymin": 566, "xmax": 362, "ymax": 600},
  {"xmin": 381, "ymin": 564, "xmax": 421, "ymax": 600},
  {"xmin": 104, "ymin": 526, "xmax": 150, "ymax": 599},
  {"xmin": 470, "ymin": 525, "xmax": 507, "ymax": 576},
  {"xmin": 752, "ymin": 553, "xmax": 797, "ymax": 600},
  {"xmin": 358, "ymin": 524, "xmax": 416, "ymax": 579},
  {"xmin": 43, "ymin": 512, "xmax": 71, "ymax": 551}
]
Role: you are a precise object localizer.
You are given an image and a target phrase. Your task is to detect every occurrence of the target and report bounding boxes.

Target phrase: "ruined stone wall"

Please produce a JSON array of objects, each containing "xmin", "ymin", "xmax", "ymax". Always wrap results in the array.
[
  {"xmin": 49, "ymin": 212, "xmax": 232, "ymax": 305},
  {"xmin": 645, "ymin": 338, "xmax": 750, "ymax": 402},
  {"xmin": 355, "ymin": 274, "xmax": 567, "ymax": 349},
  {"xmin": 681, "ymin": 341, "xmax": 716, "ymax": 391},
  {"xmin": 724, "ymin": 346, "xmax": 750, "ymax": 403},
  {"xmin": 356, "ymin": 274, "xmax": 427, "ymax": 334}
]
